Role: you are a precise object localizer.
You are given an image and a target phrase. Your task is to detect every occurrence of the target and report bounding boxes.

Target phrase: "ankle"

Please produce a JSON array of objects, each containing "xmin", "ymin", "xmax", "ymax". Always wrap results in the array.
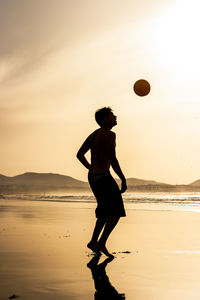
[{"xmin": 88, "ymin": 240, "xmax": 97, "ymax": 244}]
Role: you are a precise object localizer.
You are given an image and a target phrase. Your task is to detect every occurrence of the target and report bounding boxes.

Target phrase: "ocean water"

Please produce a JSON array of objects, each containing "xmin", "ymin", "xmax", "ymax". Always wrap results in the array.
[{"xmin": 1, "ymin": 192, "xmax": 200, "ymax": 212}]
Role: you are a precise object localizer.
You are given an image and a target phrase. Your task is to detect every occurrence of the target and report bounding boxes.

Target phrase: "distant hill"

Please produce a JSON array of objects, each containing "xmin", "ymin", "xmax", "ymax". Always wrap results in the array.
[
  {"xmin": 0, "ymin": 172, "xmax": 89, "ymax": 193},
  {"xmin": 189, "ymin": 179, "xmax": 200, "ymax": 186},
  {"xmin": 116, "ymin": 177, "xmax": 173, "ymax": 192},
  {"xmin": 0, "ymin": 172, "xmax": 200, "ymax": 193},
  {"xmin": 0, "ymin": 172, "xmax": 88, "ymax": 187},
  {"xmin": 0, "ymin": 172, "xmax": 168, "ymax": 187},
  {"xmin": 125, "ymin": 178, "xmax": 168, "ymax": 186},
  {"xmin": 0, "ymin": 174, "xmax": 10, "ymax": 184}
]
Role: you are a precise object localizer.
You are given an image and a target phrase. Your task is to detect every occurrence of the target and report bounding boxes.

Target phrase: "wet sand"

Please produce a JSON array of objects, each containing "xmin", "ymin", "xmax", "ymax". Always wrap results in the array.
[{"xmin": 1, "ymin": 199, "xmax": 200, "ymax": 299}]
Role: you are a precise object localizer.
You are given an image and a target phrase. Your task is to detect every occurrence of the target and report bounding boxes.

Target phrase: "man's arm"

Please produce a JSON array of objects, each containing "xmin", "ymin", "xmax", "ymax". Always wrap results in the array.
[
  {"xmin": 107, "ymin": 132, "xmax": 127, "ymax": 193},
  {"xmin": 76, "ymin": 134, "xmax": 92, "ymax": 170}
]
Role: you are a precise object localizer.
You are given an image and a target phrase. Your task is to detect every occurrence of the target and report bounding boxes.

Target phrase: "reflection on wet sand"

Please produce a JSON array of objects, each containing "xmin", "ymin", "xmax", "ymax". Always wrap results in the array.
[{"xmin": 87, "ymin": 256, "xmax": 125, "ymax": 300}]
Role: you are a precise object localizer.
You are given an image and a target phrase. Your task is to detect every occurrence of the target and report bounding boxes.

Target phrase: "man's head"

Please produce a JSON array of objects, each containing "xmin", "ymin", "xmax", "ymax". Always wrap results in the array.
[{"xmin": 95, "ymin": 107, "xmax": 117, "ymax": 128}]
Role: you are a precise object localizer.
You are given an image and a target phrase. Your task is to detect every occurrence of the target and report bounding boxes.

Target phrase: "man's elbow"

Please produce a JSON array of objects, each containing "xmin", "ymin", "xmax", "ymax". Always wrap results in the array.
[
  {"xmin": 110, "ymin": 157, "xmax": 118, "ymax": 166},
  {"xmin": 76, "ymin": 151, "xmax": 82, "ymax": 160}
]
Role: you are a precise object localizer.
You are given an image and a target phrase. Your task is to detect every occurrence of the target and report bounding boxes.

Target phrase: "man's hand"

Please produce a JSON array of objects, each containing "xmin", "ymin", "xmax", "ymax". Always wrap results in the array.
[{"xmin": 120, "ymin": 179, "xmax": 127, "ymax": 194}]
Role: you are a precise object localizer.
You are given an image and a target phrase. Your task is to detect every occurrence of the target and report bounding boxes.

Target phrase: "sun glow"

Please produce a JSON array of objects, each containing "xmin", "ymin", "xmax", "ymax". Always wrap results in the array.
[{"xmin": 155, "ymin": 0, "xmax": 200, "ymax": 82}]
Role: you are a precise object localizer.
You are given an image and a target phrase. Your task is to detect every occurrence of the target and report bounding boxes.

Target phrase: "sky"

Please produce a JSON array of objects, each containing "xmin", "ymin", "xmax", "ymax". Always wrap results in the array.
[{"xmin": 1, "ymin": 0, "xmax": 200, "ymax": 184}]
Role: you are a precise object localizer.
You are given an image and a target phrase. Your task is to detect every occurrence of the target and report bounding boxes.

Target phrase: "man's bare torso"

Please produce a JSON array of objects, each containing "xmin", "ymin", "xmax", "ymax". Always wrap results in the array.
[{"xmin": 87, "ymin": 128, "xmax": 115, "ymax": 174}]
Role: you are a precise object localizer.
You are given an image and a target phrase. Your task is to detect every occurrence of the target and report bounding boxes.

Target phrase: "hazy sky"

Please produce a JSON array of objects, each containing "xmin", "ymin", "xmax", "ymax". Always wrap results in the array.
[{"xmin": 1, "ymin": 0, "xmax": 200, "ymax": 184}]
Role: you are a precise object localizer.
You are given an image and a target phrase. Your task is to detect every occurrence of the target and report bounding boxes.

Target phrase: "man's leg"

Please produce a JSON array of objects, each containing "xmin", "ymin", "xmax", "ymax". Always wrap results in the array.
[
  {"xmin": 98, "ymin": 216, "xmax": 120, "ymax": 257},
  {"xmin": 87, "ymin": 217, "xmax": 106, "ymax": 253}
]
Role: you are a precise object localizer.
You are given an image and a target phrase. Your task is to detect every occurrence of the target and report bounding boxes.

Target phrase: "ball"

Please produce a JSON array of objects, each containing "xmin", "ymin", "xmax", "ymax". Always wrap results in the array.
[{"xmin": 133, "ymin": 79, "xmax": 151, "ymax": 96}]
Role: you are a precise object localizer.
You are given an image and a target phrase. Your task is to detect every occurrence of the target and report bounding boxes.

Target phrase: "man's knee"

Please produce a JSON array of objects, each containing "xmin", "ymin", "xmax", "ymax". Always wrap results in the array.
[{"xmin": 107, "ymin": 216, "xmax": 120, "ymax": 223}]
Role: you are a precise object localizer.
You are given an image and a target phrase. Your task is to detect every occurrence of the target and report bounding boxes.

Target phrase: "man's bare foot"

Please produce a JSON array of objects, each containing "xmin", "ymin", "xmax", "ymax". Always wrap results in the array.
[
  {"xmin": 97, "ymin": 242, "xmax": 114, "ymax": 258},
  {"xmin": 87, "ymin": 241, "xmax": 101, "ymax": 256}
]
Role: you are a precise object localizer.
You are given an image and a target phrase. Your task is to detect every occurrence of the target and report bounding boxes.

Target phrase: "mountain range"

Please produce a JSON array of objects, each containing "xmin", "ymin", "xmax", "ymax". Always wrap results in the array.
[{"xmin": 0, "ymin": 172, "xmax": 200, "ymax": 194}]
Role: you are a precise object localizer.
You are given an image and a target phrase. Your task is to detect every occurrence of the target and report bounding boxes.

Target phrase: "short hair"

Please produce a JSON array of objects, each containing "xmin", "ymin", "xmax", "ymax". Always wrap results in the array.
[{"xmin": 95, "ymin": 107, "xmax": 112, "ymax": 126}]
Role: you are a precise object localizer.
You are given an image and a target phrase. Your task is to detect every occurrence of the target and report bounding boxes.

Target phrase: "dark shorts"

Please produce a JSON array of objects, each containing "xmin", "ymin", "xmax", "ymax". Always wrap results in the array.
[{"xmin": 88, "ymin": 171, "xmax": 126, "ymax": 218}]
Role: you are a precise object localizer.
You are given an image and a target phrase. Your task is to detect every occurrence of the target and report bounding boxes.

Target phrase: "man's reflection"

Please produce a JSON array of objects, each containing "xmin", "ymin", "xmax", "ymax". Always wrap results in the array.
[{"xmin": 87, "ymin": 256, "xmax": 125, "ymax": 299}]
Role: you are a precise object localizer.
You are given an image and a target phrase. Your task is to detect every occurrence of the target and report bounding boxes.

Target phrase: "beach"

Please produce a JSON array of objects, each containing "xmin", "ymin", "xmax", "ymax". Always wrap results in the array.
[{"xmin": 1, "ymin": 197, "xmax": 200, "ymax": 299}]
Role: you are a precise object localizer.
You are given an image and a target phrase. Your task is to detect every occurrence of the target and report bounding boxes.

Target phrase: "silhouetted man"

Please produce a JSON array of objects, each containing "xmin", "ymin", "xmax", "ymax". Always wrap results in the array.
[{"xmin": 77, "ymin": 107, "xmax": 127, "ymax": 257}]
